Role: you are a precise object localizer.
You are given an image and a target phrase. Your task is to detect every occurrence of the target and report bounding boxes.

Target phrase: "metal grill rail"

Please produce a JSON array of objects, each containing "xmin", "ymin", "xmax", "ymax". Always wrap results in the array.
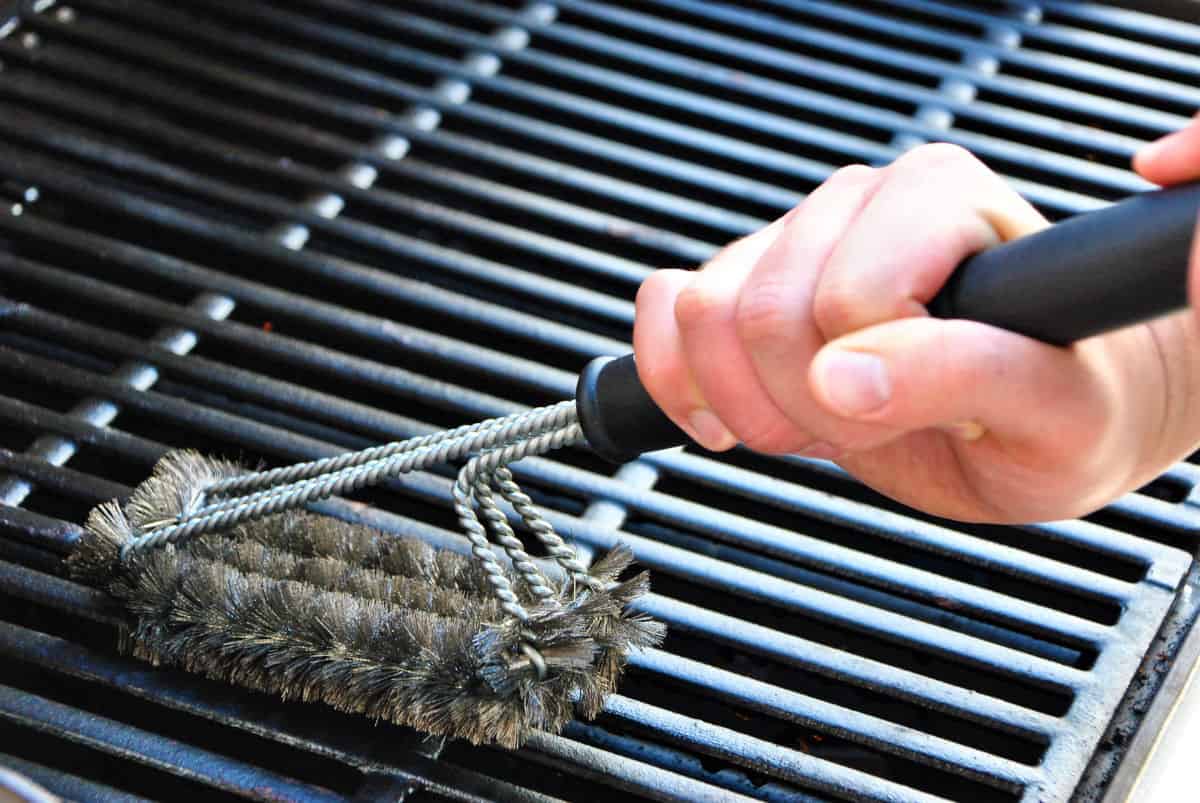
[{"xmin": 0, "ymin": 1, "xmax": 1198, "ymax": 801}]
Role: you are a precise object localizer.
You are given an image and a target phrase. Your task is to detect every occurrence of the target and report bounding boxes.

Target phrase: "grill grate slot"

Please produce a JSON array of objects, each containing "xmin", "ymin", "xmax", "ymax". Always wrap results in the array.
[{"xmin": 0, "ymin": 1, "xmax": 1198, "ymax": 801}]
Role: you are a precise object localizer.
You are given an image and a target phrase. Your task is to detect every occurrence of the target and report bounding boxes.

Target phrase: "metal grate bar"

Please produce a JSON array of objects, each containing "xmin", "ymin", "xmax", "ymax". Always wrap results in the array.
[
  {"xmin": 0, "ymin": 567, "xmax": 943, "ymax": 802},
  {"xmin": 0, "ymin": 44, "xmax": 755, "ymax": 245},
  {"xmin": 0, "ymin": 619, "xmax": 561, "ymax": 803},
  {"xmin": 0, "ymin": 346, "xmax": 1101, "ymax": 697},
  {"xmin": 0, "ymin": 296, "xmax": 1097, "ymax": 666},
  {"xmin": 598, "ymin": 694, "xmax": 956, "ymax": 803},
  {"xmin": 0, "ymin": 393, "xmax": 165, "ymax": 468},
  {"xmin": 0, "ymin": 145, "xmax": 626, "ymax": 362},
  {"xmin": 588, "ymin": 0, "xmax": 1191, "ymax": 132},
  {"xmin": 150, "ymin": 0, "xmax": 1114, "ymax": 213},
  {"xmin": 0, "ymin": 216, "xmax": 579, "ymax": 404},
  {"xmin": 637, "ymin": 450, "xmax": 1144, "ymax": 604},
  {"xmin": 2, "ymin": 23, "xmax": 798, "ymax": 219},
  {"xmin": 35, "ymin": 1, "xmax": 813, "ymax": 207},
  {"xmin": 0, "ymin": 557, "xmax": 125, "ymax": 626},
  {"xmin": 0, "ymin": 683, "xmax": 347, "ymax": 802},
  {"xmin": 635, "ymin": 593, "xmax": 1058, "ymax": 739},
  {"xmin": 778, "ymin": 455, "xmax": 1192, "ymax": 579},
  {"xmin": 520, "ymin": 732, "xmax": 760, "ymax": 803},
  {"xmin": 1039, "ymin": 0, "xmax": 1200, "ymax": 49},
  {"xmin": 0, "ymin": 448, "xmax": 127, "ymax": 505},
  {"xmin": 738, "ymin": 0, "xmax": 1200, "ymax": 100},
  {"xmin": 629, "ymin": 647, "xmax": 1038, "ymax": 789},
  {"xmin": 0, "ymin": 201, "xmax": 1180, "ymax": 607},
  {"xmin": 888, "ymin": 3, "xmax": 1031, "ymax": 153},
  {"xmin": 317, "ymin": 0, "xmax": 1148, "ymax": 201},
  {"xmin": 0, "ymin": 504, "xmax": 83, "ymax": 557},
  {"xmin": 0, "ymin": 102, "xmax": 656, "ymax": 293},
  {"xmin": 0, "ymin": 279, "xmax": 1128, "ymax": 652},
  {"xmin": 0, "ymin": 753, "xmax": 151, "ymax": 803},
  {"xmin": 543, "ymin": 0, "xmax": 1155, "ymax": 157},
  {"xmin": 0, "ymin": 292, "xmax": 232, "ymax": 507},
  {"xmin": 884, "ymin": 0, "xmax": 1200, "ymax": 75},
  {"xmin": 555, "ymin": 722, "xmax": 824, "ymax": 802}
]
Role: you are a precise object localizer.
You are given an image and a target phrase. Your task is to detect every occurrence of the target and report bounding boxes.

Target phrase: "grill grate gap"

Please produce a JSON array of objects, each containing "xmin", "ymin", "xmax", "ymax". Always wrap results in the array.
[
  {"xmin": 467, "ymin": 82, "xmax": 826, "ymax": 196},
  {"xmin": 645, "ymin": 572, "xmax": 1077, "ymax": 716},
  {"xmin": 552, "ymin": 5, "xmax": 928, "ymax": 114},
  {"xmin": 603, "ymin": 672, "xmax": 1021, "ymax": 802},
  {"xmin": 661, "ymin": 629, "xmax": 1048, "ymax": 765},
  {"xmin": 1, "ymin": 1, "xmax": 1198, "ymax": 800},
  {"xmin": 840, "ymin": 0, "xmax": 987, "ymax": 37},
  {"xmin": 600, "ymin": 0, "xmax": 945, "ymax": 88},
  {"xmin": 996, "ymin": 59, "xmax": 1197, "ymax": 118},
  {"xmin": 649, "ymin": 472, "xmax": 1125, "ymax": 628},
  {"xmin": 435, "ymin": 741, "xmax": 642, "ymax": 801},
  {"xmin": 1017, "ymin": 38, "xmax": 1199, "ymax": 86},
  {"xmin": 7, "ymin": 491, "xmax": 94, "ymax": 527},
  {"xmin": 1040, "ymin": 6, "xmax": 1200, "ymax": 50},
  {"xmin": 521, "ymin": 33, "xmax": 900, "ymax": 147},
  {"xmin": 434, "ymin": 112, "xmax": 792, "ymax": 222},
  {"xmin": 0, "ymin": 607, "xmax": 365, "ymax": 798},
  {"xmin": 721, "ymin": 0, "xmax": 967, "ymax": 63},
  {"xmin": 700, "ymin": 447, "xmax": 1152, "ymax": 583},
  {"xmin": 0, "ymin": 718, "xmax": 235, "ymax": 803}
]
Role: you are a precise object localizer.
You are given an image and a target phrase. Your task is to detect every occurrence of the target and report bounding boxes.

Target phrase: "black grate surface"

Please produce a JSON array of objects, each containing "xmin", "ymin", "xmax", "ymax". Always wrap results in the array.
[{"xmin": 1, "ymin": 1, "xmax": 1199, "ymax": 801}]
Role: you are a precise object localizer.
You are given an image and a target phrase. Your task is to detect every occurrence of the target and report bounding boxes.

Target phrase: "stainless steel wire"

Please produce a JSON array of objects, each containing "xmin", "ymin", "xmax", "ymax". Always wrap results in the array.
[{"xmin": 119, "ymin": 401, "xmax": 588, "ymax": 635}]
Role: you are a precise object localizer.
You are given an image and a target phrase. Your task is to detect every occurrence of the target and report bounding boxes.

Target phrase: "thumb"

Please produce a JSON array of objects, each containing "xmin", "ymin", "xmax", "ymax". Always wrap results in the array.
[{"xmin": 808, "ymin": 317, "xmax": 1109, "ymax": 446}]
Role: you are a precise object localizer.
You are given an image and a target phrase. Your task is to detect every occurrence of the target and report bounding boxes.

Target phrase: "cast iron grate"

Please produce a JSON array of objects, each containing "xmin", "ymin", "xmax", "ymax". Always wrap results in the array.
[{"xmin": 0, "ymin": 1, "xmax": 1198, "ymax": 801}]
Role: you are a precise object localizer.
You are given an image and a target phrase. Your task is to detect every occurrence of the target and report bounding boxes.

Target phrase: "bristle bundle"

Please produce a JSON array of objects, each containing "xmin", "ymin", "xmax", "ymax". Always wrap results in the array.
[{"xmin": 69, "ymin": 451, "xmax": 663, "ymax": 747}]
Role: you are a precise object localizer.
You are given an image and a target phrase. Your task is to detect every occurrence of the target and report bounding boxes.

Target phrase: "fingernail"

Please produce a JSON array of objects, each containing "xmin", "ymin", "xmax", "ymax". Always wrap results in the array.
[
  {"xmin": 815, "ymin": 350, "xmax": 891, "ymax": 417},
  {"xmin": 688, "ymin": 408, "xmax": 737, "ymax": 451},
  {"xmin": 939, "ymin": 419, "xmax": 986, "ymax": 441},
  {"xmin": 800, "ymin": 441, "xmax": 841, "ymax": 460}
]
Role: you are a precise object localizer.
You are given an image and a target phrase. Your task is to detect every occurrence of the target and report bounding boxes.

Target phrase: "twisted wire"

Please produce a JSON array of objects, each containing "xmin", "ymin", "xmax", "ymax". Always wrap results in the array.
[
  {"xmin": 123, "ymin": 402, "xmax": 577, "ymax": 554},
  {"xmin": 473, "ymin": 476, "xmax": 556, "ymax": 602},
  {"xmin": 493, "ymin": 466, "xmax": 601, "ymax": 592},
  {"xmin": 204, "ymin": 414, "xmax": 510, "ymax": 499},
  {"xmin": 117, "ymin": 401, "xmax": 593, "ymax": 648},
  {"xmin": 452, "ymin": 469, "xmax": 532, "ymax": 623}
]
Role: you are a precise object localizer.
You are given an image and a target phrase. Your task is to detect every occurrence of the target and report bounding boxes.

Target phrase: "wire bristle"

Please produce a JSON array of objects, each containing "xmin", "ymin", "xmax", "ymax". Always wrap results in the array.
[{"xmin": 68, "ymin": 451, "xmax": 664, "ymax": 748}]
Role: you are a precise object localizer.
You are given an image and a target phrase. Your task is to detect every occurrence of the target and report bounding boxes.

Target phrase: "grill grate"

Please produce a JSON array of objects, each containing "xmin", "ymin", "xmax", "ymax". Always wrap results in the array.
[{"xmin": 1, "ymin": 1, "xmax": 1199, "ymax": 801}]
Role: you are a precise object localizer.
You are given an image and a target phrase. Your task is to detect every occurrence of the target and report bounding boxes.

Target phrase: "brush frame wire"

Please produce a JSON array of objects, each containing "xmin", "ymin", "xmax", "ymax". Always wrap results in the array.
[
  {"xmin": 121, "ymin": 402, "xmax": 589, "ymax": 671},
  {"xmin": 69, "ymin": 422, "xmax": 664, "ymax": 747}
]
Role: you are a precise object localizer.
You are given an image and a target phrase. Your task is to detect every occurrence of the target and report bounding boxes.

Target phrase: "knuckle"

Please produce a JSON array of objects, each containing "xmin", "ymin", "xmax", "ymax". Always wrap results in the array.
[
  {"xmin": 735, "ymin": 281, "xmax": 794, "ymax": 344},
  {"xmin": 826, "ymin": 163, "xmax": 877, "ymax": 187},
  {"xmin": 894, "ymin": 142, "xmax": 983, "ymax": 175},
  {"xmin": 635, "ymin": 270, "xmax": 677, "ymax": 309},
  {"xmin": 737, "ymin": 416, "xmax": 806, "ymax": 455},
  {"xmin": 812, "ymin": 281, "xmax": 860, "ymax": 338},
  {"xmin": 674, "ymin": 282, "xmax": 729, "ymax": 330}
]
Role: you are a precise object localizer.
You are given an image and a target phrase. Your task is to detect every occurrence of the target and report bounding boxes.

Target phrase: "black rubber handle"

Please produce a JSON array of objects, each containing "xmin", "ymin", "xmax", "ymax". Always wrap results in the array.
[{"xmin": 577, "ymin": 182, "xmax": 1200, "ymax": 463}]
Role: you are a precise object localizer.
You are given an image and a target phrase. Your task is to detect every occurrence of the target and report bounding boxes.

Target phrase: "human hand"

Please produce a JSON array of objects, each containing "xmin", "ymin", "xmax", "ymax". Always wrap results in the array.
[{"xmin": 633, "ymin": 142, "xmax": 1200, "ymax": 523}]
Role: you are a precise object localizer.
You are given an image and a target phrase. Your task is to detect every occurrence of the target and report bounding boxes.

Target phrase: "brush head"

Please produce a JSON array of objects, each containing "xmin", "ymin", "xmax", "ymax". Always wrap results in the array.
[{"xmin": 68, "ymin": 451, "xmax": 664, "ymax": 748}]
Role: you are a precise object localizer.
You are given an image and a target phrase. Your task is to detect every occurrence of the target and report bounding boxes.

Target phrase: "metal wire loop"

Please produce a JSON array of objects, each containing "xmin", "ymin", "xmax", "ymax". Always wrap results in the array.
[{"xmin": 118, "ymin": 403, "xmax": 592, "ymax": 675}]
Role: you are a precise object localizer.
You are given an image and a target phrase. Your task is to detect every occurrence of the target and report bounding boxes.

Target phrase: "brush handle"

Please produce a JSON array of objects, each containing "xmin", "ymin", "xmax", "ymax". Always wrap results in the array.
[{"xmin": 577, "ymin": 182, "xmax": 1200, "ymax": 463}]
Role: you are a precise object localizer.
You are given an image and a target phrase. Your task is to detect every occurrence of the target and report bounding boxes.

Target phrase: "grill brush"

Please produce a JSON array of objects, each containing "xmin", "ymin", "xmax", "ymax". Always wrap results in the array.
[{"xmin": 69, "ymin": 181, "xmax": 1197, "ymax": 747}]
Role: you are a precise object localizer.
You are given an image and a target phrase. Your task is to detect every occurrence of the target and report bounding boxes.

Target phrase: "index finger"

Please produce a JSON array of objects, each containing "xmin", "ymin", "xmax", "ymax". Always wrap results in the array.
[
  {"xmin": 811, "ymin": 144, "xmax": 1047, "ymax": 343},
  {"xmin": 1134, "ymin": 113, "xmax": 1200, "ymax": 186}
]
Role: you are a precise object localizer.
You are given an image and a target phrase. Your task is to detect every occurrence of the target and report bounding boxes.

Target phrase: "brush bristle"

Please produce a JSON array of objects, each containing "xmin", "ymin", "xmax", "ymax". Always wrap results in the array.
[{"xmin": 68, "ymin": 450, "xmax": 664, "ymax": 747}]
